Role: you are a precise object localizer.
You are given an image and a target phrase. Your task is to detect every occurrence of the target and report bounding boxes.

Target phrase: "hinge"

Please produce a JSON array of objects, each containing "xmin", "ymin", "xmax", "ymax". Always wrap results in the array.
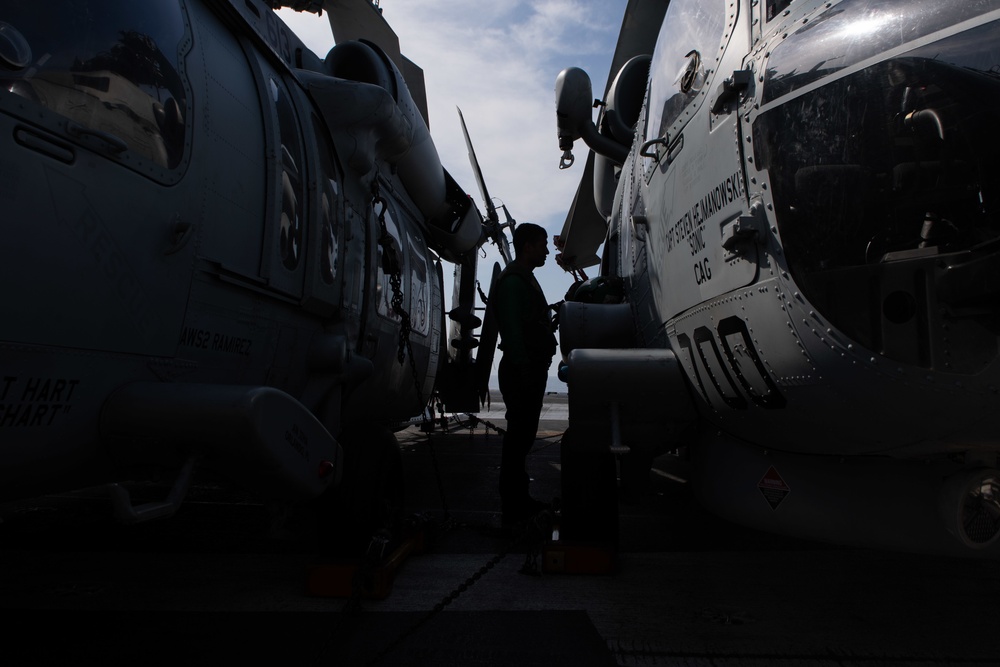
[{"xmin": 722, "ymin": 203, "xmax": 765, "ymax": 254}]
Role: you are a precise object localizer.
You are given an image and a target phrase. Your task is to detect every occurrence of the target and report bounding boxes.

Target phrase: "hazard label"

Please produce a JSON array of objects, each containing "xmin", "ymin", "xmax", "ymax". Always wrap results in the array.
[{"xmin": 758, "ymin": 466, "xmax": 790, "ymax": 510}]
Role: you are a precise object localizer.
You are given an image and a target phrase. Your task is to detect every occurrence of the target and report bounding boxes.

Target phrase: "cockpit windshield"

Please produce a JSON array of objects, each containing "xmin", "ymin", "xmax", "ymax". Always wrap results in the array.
[
  {"xmin": 0, "ymin": 1, "xmax": 189, "ymax": 170},
  {"xmin": 762, "ymin": 0, "xmax": 1000, "ymax": 105},
  {"xmin": 754, "ymin": 14, "xmax": 1000, "ymax": 372}
]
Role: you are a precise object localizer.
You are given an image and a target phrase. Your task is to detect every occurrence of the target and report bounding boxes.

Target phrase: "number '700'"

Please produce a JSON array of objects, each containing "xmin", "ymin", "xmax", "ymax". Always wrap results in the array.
[{"xmin": 676, "ymin": 316, "xmax": 786, "ymax": 410}]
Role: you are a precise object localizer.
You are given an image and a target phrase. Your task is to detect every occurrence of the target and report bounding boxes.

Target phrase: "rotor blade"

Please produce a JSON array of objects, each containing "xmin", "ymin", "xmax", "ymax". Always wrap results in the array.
[
  {"xmin": 324, "ymin": 0, "xmax": 400, "ymax": 64},
  {"xmin": 457, "ymin": 106, "xmax": 497, "ymax": 223},
  {"xmin": 604, "ymin": 0, "xmax": 670, "ymax": 99}
]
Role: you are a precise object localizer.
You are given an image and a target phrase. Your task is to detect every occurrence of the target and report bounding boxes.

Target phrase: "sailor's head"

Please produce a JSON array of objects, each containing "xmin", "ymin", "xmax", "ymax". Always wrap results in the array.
[{"xmin": 513, "ymin": 223, "xmax": 548, "ymax": 268}]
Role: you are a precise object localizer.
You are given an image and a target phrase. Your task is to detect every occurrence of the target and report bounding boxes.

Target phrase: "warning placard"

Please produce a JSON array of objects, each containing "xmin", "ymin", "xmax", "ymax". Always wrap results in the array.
[{"xmin": 758, "ymin": 466, "xmax": 790, "ymax": 510}]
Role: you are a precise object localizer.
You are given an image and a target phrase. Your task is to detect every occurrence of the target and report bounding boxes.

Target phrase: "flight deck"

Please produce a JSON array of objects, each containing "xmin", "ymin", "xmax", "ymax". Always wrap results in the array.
[{"xmin": 2, "ymin": 392, "xmax": 999, "ymax": 666}]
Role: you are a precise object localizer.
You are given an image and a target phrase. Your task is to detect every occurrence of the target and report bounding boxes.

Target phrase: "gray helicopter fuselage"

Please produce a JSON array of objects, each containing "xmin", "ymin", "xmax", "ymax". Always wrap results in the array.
[
  {"xmin": 558, "ymin": 0, "xmax": 1000, "ymax": 554},
  {"xmin": 0, "ymin": 0, "xmax": 455, "ymax": 502},
  {"xmin": 616, "ymin": 0, "xmax": 1000, "ymax": 457}
]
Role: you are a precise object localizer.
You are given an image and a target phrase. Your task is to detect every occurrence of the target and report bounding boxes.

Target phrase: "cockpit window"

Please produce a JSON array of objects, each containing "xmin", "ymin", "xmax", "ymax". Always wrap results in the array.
[
  {"xmin": 0, "ymin": 1, "xmax": 189, "ymax": 170},
  {"xmin": 763, "ymin": 0, "xmax": 1000, "ymax": 105},
  {"xmin": 645, "ymin": 0, "xmax": 728, "ymax": 147},
  {"xmin": 753, "ymin": 19, "xmax": 1000, "ymax": 372}
]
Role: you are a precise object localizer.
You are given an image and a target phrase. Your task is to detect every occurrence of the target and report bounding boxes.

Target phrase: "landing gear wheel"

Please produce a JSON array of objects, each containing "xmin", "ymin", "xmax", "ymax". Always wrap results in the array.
[{"xmin": 318, "ymin": 424, "xmax": 404, "ymax": 556}]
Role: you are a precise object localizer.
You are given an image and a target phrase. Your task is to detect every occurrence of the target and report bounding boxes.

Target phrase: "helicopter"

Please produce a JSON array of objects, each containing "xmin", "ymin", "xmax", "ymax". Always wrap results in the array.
[
  {"xmin": 0, "ymin": 0, "xmax": 504, "ymax": 544},
  {"xmin": 553, "ymin": 0, "xmax": 1000, "ymax": 556}
]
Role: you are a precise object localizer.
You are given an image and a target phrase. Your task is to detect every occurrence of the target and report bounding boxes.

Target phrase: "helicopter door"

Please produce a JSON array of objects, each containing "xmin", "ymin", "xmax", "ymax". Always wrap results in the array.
[{"xmin": 640, "ymin": 0, "xmax": 755, "ymax": 319}]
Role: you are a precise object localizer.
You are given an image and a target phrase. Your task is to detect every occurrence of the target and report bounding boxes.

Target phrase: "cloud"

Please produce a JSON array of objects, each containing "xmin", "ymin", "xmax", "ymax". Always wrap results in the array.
[{"xmin": 389, "ymin": 2, "xmax": 620, "ymax": 212}]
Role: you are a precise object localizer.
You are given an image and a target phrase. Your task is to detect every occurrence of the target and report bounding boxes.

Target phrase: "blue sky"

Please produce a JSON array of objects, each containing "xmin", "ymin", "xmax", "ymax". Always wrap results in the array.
[{"xmin": 276, "ymin": 1, "xmax": 628, "ymax": 390}]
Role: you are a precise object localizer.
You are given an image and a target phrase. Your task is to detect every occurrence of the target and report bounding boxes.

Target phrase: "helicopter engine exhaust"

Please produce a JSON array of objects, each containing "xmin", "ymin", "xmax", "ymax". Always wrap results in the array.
[
  {"xmin": 301, "ymin": 39, "xmax": 481, "ymax": 259},
  {"xmin": 691, "ymin": 432, "xmax": 1000, "ymax": 557},
  {"xmin": 939, "ymin": 468, "xmax": 1000, "ymax": 549},
  {"xmin": 325, "ymin": 40, "xmax": 445, "ymax": 219}
]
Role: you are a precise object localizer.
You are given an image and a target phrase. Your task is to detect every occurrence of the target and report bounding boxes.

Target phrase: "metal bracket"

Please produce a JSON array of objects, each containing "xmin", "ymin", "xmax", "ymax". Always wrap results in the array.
[
  {"xmin": 722, "ymin": 204, "xmax": 765, "ymax": 253},
  {"xmin": 711, "ymin": 69, "xmax": 753, "ymax": 115}
]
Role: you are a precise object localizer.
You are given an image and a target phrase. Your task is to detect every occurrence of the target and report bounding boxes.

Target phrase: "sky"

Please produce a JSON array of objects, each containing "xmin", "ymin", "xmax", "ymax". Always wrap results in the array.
[{"xmin": 275, "ymin": 1, "xmax": 628, "ymax": 390}]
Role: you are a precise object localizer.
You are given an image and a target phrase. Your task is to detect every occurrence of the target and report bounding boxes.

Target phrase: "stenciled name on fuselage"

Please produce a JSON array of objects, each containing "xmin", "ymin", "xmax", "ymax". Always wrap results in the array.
[
  {"xmin": 0, "ymin": 376, "xmax": 80, "ymax": 428},
  {"xmin": 179, "ymin": 327, "xmax": 253, "ymax": 358},
  {"xmin": 666, "ymin": 170, "xmax": 746, "ymax": 255}
]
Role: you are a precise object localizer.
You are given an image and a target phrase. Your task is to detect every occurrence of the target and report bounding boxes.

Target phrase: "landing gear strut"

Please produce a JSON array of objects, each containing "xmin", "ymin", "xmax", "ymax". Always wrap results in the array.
[{"xmin": 318, "ymin": 424, "xmax": 404, "ymax": 557}]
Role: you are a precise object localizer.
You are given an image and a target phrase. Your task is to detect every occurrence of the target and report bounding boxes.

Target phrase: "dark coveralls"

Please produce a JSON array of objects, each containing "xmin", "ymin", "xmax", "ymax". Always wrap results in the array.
[{"xmin": 492, "ymin": 262, "xmax": 557, "ymax": 519}]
